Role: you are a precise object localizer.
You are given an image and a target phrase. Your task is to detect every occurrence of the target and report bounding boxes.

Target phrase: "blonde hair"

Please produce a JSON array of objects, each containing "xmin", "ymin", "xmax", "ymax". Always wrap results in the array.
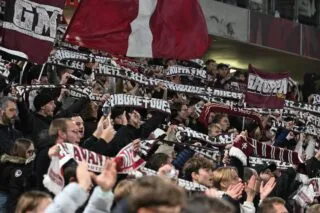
[
  {"xmin": 307, "ymin": 204, "xmax": 320, "ymax": 213},
  {"xmin": 15, "ymin": 191, "xmax": 51, "ymax": 213},
  {"xmin": 212, "ymin": 166, "xmax": 238, "ymax": 191},
  {"xmin": 114, "ymin": 179, "xmax": 134, "ymax": 203}
]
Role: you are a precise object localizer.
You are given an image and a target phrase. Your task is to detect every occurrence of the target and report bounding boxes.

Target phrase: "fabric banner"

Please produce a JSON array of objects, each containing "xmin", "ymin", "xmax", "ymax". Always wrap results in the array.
[
  {"xmin": 0, "ymin": 59, "xmax": 11, "ymax": 78},
  {"xmin": 293, "ymin": 178, "xmax": 320, "ymax": 207},
  {"xmin": 14, "ymin": 84, "xmax": 104, "ymax": 101},
  {"xmin": 175, "ymin": 126, "xmax": 234, "ymax": 146},
  {"xmin": 65, "ymin": 0, "xmax": 209, "ymax": 59},
  {"xmin": 250, "ymin": 11, "xmax": 301, "ymax": 55},
  {"xmin": 103, "ymin": 94, "xmax": 171, "ymax": 114},
  {"xmin": 44, "ymin": 142, "xmax": 145, "ymax": 194},
  {"xmin": 57, "ymin": 142, "xmax": 145, "ymax": 174},
  {"xmin": 167, "ymin": 65, "xmax": 207, "ymax": 80},
  {"xmin": 245, "ymin": 64, "xmax": 289, "ymax": 108},
  {"xmin": 248, "ymin": 156, "xmax": 294, "ymax": 170},
  {"xmin": 130, "ymin": 167, "xmax": 208, "ymax": 192},
  {"xmin": 199, "ymin": 0, "xmax": 249, "ymax": 42},
  {"xmin": 1, "ymin": 0, "xmax": 65, "ymax": 63}
]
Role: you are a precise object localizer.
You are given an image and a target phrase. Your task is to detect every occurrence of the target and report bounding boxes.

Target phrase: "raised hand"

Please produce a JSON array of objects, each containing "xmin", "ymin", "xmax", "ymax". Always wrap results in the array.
[
  {"xmin": 76, "ymin": 162, "xmax": 93, "ymax": 192},
  {"xmin": 92, "ymin": 159, "xmax": 117, "ymax": 191},
  {"xmin": 226, "ymin": 182, "xmax": 244, "ymax": 200},
  {"xmin": 260, "ymin": 177, "xmax": 276, "ymax": 201},
  {"xmin": 245, "ymin": 175, "xmax": 257, "ymax": 202}
]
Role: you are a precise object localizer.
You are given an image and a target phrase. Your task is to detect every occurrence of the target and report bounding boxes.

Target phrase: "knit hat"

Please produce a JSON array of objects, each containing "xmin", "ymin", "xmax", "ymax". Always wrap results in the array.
[
  {"xmin": 34, "ymin": 92, "xmax": 55, "ymax": 112},
  {"xmin": 111, "ymin": 107, "xmax": 125, "ymax": 120},
  {"xmin": 229, "ymin": 135, "xmax": 254, "ymax": 166}
]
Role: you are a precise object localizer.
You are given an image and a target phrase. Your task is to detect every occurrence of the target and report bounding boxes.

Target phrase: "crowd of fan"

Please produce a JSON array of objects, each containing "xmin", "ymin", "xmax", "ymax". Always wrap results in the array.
[{"xmin": 0, "ymin": 56, "xmax": 319, "ymax": 213}]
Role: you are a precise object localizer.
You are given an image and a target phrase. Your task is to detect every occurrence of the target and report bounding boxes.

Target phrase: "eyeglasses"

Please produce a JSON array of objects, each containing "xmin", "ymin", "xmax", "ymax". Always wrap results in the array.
[{"xmin": 26, "ymin": 149, "xmax": 35, "ymax": 155}]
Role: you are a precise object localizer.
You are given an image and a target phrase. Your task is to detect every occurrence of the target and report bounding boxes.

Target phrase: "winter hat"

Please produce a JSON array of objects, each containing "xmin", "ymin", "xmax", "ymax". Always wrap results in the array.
[
  {"xmin": 229, "ymin": 135, "xmax": 254, "ymax": 166},
  {"xmin": 34, "ymin": 92, "xmax": 55, "ymax": 112},
  {"xmin": 111, "ymin": 107, "xmax": 125, "ymax": 120}
]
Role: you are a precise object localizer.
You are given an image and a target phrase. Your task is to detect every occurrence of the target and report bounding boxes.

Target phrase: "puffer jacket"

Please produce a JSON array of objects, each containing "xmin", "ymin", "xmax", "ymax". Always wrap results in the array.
[{"xmin": 0, "ymin": 154, "xmax": 36, "ymax": 213}]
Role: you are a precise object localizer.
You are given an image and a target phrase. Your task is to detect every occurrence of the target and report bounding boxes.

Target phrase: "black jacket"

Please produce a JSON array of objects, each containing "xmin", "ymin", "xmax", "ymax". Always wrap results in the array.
[
  {"xmin": 0, "ymin": 154, "xmax": 36, "ymax": 213},
  {"xmin": 83, "ymin": 113, "xmax": 167, "ymax": 157},
  {"xmin": 17, "ymin": 97, "xmax": 89, "ymax": 142},
  {"xmin": 0, "ymin": 124, "xmax": 23, "ymax": 156}
]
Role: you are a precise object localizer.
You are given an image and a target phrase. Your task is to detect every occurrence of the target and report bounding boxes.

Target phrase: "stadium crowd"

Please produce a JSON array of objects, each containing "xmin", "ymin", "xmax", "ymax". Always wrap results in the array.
[{"xmin": 0, "ymin": 52, "xmax": 319, "ymax": 213}]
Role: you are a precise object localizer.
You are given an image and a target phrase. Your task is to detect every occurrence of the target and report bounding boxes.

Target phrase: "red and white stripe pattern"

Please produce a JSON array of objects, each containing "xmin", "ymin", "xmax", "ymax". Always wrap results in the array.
[{"xmin": 65, "ymin": 0, "xmax": 209, "ymax": 59}]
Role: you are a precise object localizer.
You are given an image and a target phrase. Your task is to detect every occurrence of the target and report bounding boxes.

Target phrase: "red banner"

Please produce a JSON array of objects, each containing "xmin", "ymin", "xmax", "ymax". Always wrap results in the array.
[
  {"xmin": 245, "ymin": 65, "xmax": 289, "ymax": 109},
  {"xmin": 250, "ymin": 11, "xmax": 301, "ymax": 55},
  {"xmin": 65, "ymin": 0, "xmax": 79, "ymax": 7}
]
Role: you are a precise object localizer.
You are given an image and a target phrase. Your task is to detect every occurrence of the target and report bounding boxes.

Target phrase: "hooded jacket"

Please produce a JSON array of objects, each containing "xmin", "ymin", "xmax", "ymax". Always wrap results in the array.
[{"xmin": 0, "ymin": 154, "xmax": 36, "ymax": 212}]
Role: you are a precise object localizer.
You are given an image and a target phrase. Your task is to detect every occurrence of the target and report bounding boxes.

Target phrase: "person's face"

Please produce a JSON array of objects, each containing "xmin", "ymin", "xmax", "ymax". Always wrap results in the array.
[
  {"xmin": 219, "ymin": 116, "xmax": 230, "ymax": 131},
  {"xmin": 28, "ymin": 197, "xmax": 52, "ymax": 213},
  {"xmin": 223, "ymin": 170, "xmax": 242, "ymax": 189},
  {"xmin": 193, "ymin": 168, "xmax": 213, "ymax": 188},
  {"xmin": 187, "ymin": 106, "xmax": 196, "ymax": 117},
  {"xmin": 66, "ymin": 121, "xmax": 81, "ymax": 144},
  {"xmin": 207, "ymin": 62, "xmax": 217, "ymax": 73},
  {"xmin": 208, "ymin": 126, "xmax": 222, "ymax": 137},
  {"xmin": 219, "ymin": 67, "xmax": 229, "ymax": 77},
  {"xmin": 25, "ymin": 143, "xmax": 35, "ymax": 159},
  {"xmin": 207, "ymin": 112, "xmax": 215, "ymax": 124},
  {"xmin": 40, "ymin": 76, "xmax": 49, "ymax": 84},
  {"xmin": 178, "ymin": 105, "xmax": 188, "ymax": 121},
  {"xmin": 42, "ymin": 100, "xmax": 56, "ymax": 117},
  {"xmin": 273, "ymin": 203, "xmax": 288, "ymax": 213},
  {"xmin": 1, "ymin": 101, "xmax": 17, "ymax": 125},
  {"xmin": 71, "ymin": 116, "xmax": 85, "ymax": 138},
  {"xmin": 260, "ymin": 169, "xmax": 274, "ymax": 183},
  {"xmin": 129, "ymin": 110, "xmax": 141, "ymax": 128}
]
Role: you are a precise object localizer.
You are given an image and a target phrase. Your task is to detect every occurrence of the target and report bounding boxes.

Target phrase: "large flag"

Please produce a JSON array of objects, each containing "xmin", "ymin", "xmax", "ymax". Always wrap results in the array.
[
  {"xmin": 0, "ymin": 0, "xmax": 65, "ymax": 63},
  {"xmin": 245, "ymin": 64, "xmax": 289, "ymax": 108},
  {"xmin": 65, "ymin": 0, "xmax": 210, "ymax": 59}
]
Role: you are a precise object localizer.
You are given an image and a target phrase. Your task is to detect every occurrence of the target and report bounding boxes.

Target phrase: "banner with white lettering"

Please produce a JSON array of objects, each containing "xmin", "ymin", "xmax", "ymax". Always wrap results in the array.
[
  {"xmin": 167, "ymin": 65, "xmax": 207, "ymax": 80},
  {"xmin": 1, "ymin": 0, "xmax": 65, "ymax": 63},
  {"xmin": 103, "ymin": 94, "xmax": 171, "ymax": 114},
  {"xmin": 246, "ymin": 64, "xmax": 289, "ymax": 108}
]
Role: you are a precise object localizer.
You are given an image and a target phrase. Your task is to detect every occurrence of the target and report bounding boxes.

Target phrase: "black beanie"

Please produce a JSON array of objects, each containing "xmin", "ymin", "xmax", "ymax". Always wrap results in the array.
[
  {"xmin": 111, "ymin": 107, "xmax": 125, "ymax": 119},
  {"xmin": 34, "ymin": 93, "xmax": 54, "ymax": 112}
]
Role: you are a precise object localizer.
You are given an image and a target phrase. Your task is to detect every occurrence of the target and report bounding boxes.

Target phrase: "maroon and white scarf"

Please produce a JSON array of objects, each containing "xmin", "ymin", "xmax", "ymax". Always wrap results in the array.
[{"xmin": 43, "ymin": 142, "xmax": 145, "ymax": 194}]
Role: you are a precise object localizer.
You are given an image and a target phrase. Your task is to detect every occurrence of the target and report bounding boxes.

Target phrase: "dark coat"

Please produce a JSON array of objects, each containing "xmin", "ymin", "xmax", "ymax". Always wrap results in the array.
[
  {"xmin": 83, "ymin": 113, "xmax": 167, "ymax": 157},
  {"xmin": 0, "ymin": 154, "xmax": 36, "ymax": 213},
  {"xmin": 0, "ymin": 124, "xmax": 23, "ymax": 156},
  {"xmin": 17, "ymin": 97, "xmax": 89, "ymax": 143}
]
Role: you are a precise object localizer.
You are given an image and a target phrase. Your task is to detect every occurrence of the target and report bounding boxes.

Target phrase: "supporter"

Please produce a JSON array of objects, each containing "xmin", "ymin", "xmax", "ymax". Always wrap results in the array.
[
  {"xmin": 0, "ymin": 97, "xmax": 22, "ymax": 156},
  {"xmin": 211, "ymin": 166, "xmax": 256, "ymax": 213},
  {"xmin": 182, "ymin": 194, "xmax": 235, "ymax": 213},
  {"xmin": 257, "ymin": 197, "xmax": 289, "ymax": 213},
  {"xmin": 15, "ymin": 191, "xmax": 52, "ymax": 213},
  {"xmin": 212, "ymin": 113, "xmax": 231, "ymax": 133},
  {"xmin": 111, "ymin": 108, "xmax": 127, "ymax": 131},
  {"xmin": 79, "ymin": 101, "xmax": 99, "ymax": 139},
  {"xmin": 183, "ymin": 156, "xmax": 214, "ymax": 188},
  {"xmin": 17, "ymin": 89, "xmax": 88, "ymax": 142},
  {"xmin": 208, "ymin": 123, "xmax": 222, "ymax": 137},
  {"xmin": 307, "ymin": 204, "xmax": 320, "ymax": 213},
  {"xmin": 126, "ymin": 176, "xmax": 185, "ymax": 213},
  {"xmin": 170, "ymin": 103, "xmax": 189, "ymax": 126},
  {"xmin": 0, "ymin": 138, "xmax": 36, "ymax": 212},
  {"xmin": 85, "ymin": 108, "xmax": 166, "ymax": 157},
  {"xmin": 35, "ymin": 118, "xmax": 80, "ymax": 190},
  {"xmin": 145, "ymin": 153, "xmax": 172, "ymax": 171},
  {"xmin": 71, "ymin": 114, "xmax": 85, "ymax": 143},
  {"xmin": 114, "ymin": 179, "xmax": 134, "ymax": 204}
]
